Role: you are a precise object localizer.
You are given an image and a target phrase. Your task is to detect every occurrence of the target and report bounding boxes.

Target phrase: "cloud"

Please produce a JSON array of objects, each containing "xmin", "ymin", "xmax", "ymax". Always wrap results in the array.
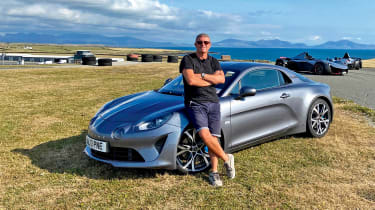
[
  {"xmin": 0, "ymin": 0, "xmax": 280, "ymax": 42},
  {"xmin": 342, "ymin": 37, "xmax": 361, "ymax": 41},
  {"xmin": 248, "ymin": 10, "xmax": 282, "ymax": 17},
  {"xmin": 309, "ymin": 35, "xmax": 322, "ymax": 41}
]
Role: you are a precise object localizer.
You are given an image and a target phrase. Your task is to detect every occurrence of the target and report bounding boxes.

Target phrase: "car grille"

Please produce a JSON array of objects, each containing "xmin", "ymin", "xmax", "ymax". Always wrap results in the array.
[{"xmin": 91, "ymin": 147, "xmax": 145, "ymax": 162}]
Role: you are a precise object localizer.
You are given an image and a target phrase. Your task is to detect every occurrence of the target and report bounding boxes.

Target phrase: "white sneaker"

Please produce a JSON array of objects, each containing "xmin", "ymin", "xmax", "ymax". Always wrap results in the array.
[
  {"xmin": 224, "ymin": 154, "xmax": 235, "ymax": 179},
  {"xmin": 209, "ymin": 172, "xmax": 223, "ymax": 187}
]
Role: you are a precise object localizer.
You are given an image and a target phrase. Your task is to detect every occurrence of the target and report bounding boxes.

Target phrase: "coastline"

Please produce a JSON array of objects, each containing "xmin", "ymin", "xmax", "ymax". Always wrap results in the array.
[{"xmin": 2, "ymin": 42, "xmax": 375, "ymax": 67}]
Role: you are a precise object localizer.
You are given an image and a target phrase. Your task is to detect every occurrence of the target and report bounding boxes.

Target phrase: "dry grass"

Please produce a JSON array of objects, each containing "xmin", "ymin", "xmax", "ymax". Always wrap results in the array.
[
  {"xmin": 1, "ymin": 43, "xmax": 190, "ymax": 58},
  {"xmin": 362, "ymin": 58, "xmax": 375, "ymax": 68},
  {"xmin": 0, "ymin": 64, "xmax": 374, "ymax": 209}
]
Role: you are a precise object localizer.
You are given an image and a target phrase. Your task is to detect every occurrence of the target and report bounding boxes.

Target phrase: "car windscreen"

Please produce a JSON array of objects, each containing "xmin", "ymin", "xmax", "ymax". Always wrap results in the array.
[
  {"xmin": 158, "ymin": 75, "xmax": 185, "ymax": 96},
  {"xmin": 158, "ymin": 69, "xmax": 239, "ymax": 96}
]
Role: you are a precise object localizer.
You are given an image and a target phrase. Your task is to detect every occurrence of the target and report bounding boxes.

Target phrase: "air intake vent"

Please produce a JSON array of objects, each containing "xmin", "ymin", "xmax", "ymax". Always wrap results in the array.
[{"xmin": 91, "ymin": 147, "xmax": 145, "ymax": 162}]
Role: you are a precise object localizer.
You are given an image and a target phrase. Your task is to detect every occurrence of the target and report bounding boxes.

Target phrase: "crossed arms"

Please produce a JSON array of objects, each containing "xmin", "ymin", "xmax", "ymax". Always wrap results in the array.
[{"xmin": 182, "ymin": 69, "xmax": 225, "ymax": 87}]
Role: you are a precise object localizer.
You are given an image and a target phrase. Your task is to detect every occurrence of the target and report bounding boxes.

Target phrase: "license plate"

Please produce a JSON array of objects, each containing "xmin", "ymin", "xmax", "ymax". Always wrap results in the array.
[{"xmin": 86, "ymin": 136, "xmax": 109, "ymax": 153}]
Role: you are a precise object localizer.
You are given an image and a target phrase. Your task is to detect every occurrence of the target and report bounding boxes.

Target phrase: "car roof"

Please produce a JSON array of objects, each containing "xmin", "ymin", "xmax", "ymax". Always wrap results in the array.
[
  {"xmin": 220, "ymin": 61, "xmax": 314, "ymax": 84},
  {"xmin": 220, "ymin": 62, "xmax": 277, "ymax": 73}
]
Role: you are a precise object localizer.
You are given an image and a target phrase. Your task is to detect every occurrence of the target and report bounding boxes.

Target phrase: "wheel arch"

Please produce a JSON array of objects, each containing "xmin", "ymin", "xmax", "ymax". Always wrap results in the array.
[
  {"xmin": 309, "ymin": 95, "xmax": 334, "ymax": 122},
  {"xmin": 316, "ymin": 61, "xmax": 331, "ymax": 74}
]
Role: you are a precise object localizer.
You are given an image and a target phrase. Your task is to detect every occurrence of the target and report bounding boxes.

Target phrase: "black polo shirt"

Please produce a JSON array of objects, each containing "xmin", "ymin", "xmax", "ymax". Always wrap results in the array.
[{"xmin": 179, "ymin": 53, "xmax": 222, "ymax": 104}]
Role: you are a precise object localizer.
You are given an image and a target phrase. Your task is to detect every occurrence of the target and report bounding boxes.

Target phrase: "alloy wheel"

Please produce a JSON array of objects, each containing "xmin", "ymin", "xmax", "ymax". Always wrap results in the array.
[
  {"xmin": 176, "ymin": 128, "xmax": 210, "ymax": 173},
  {"xmin": 310, "ymin": 102, "xmax": 330, "ymax": 136},
  {"xmin": 314, "ymin": 63, "xmax": 324, "ymax": 75}
]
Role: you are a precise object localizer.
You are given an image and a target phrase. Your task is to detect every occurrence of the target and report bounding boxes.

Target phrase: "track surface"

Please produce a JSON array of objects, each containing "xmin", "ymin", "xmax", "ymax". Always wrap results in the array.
[{"xmin": 303, "ymin": 68, "xmax": 375, "ymax": 109}]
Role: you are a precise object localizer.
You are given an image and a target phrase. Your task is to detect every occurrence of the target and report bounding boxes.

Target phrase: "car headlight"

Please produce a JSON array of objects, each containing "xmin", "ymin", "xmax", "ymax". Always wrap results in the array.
[{"xmin": 135, "ymin": 113, "xmax": 173, "ymax": 131}]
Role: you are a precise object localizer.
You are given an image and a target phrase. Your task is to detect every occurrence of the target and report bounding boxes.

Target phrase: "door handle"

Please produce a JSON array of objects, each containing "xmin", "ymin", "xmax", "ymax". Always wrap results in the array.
[{"xmin": 280, "ymin": 93, "xmax": 290, "ymax": 99}]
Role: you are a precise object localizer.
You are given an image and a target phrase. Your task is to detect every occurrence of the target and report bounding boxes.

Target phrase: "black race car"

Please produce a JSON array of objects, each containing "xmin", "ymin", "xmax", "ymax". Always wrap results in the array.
[
  {"xmin": 330, "ymin": 52, "xmax": 362, "ymax": 70},
  {"xmin": 276, "ymin": 52, "xmax": 348, "ymax": 75}
]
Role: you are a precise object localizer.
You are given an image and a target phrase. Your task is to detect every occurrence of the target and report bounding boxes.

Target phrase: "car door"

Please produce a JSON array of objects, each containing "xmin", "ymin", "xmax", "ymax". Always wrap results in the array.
[
  {"xmin": 229, "ymin": 68, "xmax": 299, "ymax": 149},
  {"xmin": 296, "ymin": 59, "xmax": 315, "ymax": 71}
]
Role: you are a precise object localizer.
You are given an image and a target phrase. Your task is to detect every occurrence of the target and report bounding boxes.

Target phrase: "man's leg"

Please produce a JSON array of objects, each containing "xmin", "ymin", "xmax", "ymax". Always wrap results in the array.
[
  {"xmin": 208, "ymin": 149, "xmax": 218, "ymax": 172},
  {"xmin": 198, "ymin": 129, "xmax": 228, "ymax": 163}
]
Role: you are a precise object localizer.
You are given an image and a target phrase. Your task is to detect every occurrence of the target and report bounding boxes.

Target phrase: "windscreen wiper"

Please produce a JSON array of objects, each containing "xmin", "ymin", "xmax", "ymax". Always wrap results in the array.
[{"xmin": 159, "ymin": 91, "xmax": 182, "ymax": 96}]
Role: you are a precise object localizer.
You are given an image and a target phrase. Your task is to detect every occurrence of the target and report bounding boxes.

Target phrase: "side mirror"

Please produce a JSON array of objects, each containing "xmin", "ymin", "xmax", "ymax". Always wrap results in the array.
[
  {"xmin": 236, "ymin": 86, "xmax": 256, "ymax": 99},
  {"xmin": 164, "ymin": 78, "xmax": 172, "ymax": 86}
]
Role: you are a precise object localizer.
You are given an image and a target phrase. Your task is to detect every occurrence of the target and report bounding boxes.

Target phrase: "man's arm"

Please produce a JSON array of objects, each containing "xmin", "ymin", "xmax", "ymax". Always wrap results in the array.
[
  {"xmin": 202, "ymin": 70, "xmax": 225, "ymax": 85},
  {"xmin": 182, "ymin": 69, "xmax": 212, "ymax": 87}
]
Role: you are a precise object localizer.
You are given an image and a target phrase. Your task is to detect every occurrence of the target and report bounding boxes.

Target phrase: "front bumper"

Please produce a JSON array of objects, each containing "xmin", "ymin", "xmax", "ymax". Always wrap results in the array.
[
  {"xmin": 84, "ymin": 121, "xmax": 184, "ymax": 170},
  {"xmin": 330, "ymin": 66, "xmax": 348, "ymax": 75}
]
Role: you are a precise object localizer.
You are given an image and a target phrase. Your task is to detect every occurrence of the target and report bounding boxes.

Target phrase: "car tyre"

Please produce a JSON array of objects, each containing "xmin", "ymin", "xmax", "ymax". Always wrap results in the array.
[
  {"xmin": 82, "ymin": 56, "xmax": 96, "ymax": 65},
  {"xmin": 153, "ymin": 55, "xmax": 163, "ymax": 62},
  {"xmin": 127, "ymin": 54, "xmax": 139, "ymax": 62},
  {"xmin": 176, "ymin": 127, "xmax": 211, "ymax": 174},
  {"xmin": 314, "ymin": 63, "xmax": 324, "ymax": 75},
  {"xmin": 141, "ymin": 54, "xmax": 153, "ymax": 62},
  {"xmin": 98, "ymin": 58, "xmax": 112, "ymax": 66},
  {"xmin": 275, "ymin": 60, "xmax": 285, "ymax": 67},
  {"xmin": 355, "ymin": 61, "xmax": 360, "ymax": 70},
  {"xmin": 306, "ymin": 99, "xmax": 331, "ymax": 138},
  {"xmin": 167, "ymin": 55, "xmax": 178, "ymax": 63}
]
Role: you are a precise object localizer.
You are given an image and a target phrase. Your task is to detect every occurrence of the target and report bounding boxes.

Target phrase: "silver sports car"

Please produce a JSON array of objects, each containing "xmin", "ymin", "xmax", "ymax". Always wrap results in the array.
[{"xmin": 85, "ymin": 62, "xmax": 333, "ymax": 173}]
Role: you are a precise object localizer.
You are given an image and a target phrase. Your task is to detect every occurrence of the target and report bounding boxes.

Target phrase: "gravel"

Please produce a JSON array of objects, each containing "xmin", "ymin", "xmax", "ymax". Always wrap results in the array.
[{"xmin": 304, "ymin": 68, "xmax": 375, "ymax": 110}]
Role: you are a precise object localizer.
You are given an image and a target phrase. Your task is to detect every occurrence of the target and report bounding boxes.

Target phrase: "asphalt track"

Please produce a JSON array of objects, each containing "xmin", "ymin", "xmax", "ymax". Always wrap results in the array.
[{"xmin": 303, "ymin": 68, "xmax": 375, "ymax": 110}]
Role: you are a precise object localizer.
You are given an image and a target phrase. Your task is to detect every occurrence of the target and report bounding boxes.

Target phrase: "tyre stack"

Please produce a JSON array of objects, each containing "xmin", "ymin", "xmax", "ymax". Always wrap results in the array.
[
  {"xmin": 127, "ymin": 54, "xmax": 139, "ymax": 62},
  {"xmin": 167, "ymin": 55, "xmax": 178, "ymax": 63},
  {"xmin": 98, "ymin": 58, "xmax": 112, "ymax": 66},
  {"xmin": 82, "ymin": 56, "xmax": 96, "ymax": 65},
  {"xmin": 141, "ymin": 54, "xmax": 153, "ymax": 62},
  {"xmin": 153, "ymin": 55, "xmax": 162, "ymax": 62}
]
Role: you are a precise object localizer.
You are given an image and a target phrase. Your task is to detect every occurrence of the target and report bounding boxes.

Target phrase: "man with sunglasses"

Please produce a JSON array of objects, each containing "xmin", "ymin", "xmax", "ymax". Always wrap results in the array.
[{"xmin": 179, "ymin": 33, "xmax": 235, "ymax": 187}]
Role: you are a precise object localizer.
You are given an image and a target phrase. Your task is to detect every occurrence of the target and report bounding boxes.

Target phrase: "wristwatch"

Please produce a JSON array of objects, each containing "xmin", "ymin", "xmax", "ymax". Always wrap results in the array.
[{"xmin": 201, "ymin": 73, "xmax": 206, "ymax": 79}]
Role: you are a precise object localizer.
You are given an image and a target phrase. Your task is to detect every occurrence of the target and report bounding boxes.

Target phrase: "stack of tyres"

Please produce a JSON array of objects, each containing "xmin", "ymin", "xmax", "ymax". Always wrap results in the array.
[
  {"xmin": 141, "ymin": 54, "xmax": 153, "ymax": 62},
  {"xmin": 98, "ymin": 58, "xmax": 112, "ymax": 66},
  {"xmin": 127, "ymin": 54, "xmax": 139, "ymax": 61},
  {"xmin": 167, "ymin": 55, "xmax": 178, "ymax": 63},
  {"xmin": 82, "ymin": 56, "xmax": 96, "ymax": 65},
  {"xmin": 153, "ymin": 55, "xmax": 162, "ymax": 62}
]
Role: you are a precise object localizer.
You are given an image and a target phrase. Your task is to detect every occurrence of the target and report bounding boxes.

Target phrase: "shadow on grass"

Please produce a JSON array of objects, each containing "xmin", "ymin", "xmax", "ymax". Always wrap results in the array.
[
  {"xmin": 12, "ymin": 130, "xmax": 197, "ymax": 180},
  {"xmin": 11, "ymin": 130, "xmax": 315, "ymax": 183}
]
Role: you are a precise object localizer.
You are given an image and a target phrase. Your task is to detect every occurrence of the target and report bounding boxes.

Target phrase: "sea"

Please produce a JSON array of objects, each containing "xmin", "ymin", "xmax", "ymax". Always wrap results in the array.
[{"xmin": 163, "ymin": 47, "xmax": 375, "ymax": 61}]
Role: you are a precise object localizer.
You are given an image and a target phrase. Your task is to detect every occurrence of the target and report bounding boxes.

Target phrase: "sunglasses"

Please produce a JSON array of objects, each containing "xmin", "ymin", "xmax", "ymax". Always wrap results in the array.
[{"xmin": 196, "ymin": 41, "xmax": 211, "ymax": 45}]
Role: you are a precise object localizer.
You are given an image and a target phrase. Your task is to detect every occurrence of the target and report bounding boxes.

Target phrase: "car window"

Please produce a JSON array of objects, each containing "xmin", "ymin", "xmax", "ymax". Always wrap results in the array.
[
  {"xmin": 230, "ymin": 69, "xmax": 289, "ymax": 95},
  {"xmin": 230, "ymin": 82, "xmax": 240, "ymax": 95},
  {"xmin": 278, "ymin": 70, "xmax": 286, "ymax": 85},
  {"xmin": 242, "ymin": 69, "xmax": 280, "ymax": 90},
  {"xmin": 278, "ymin": 70, "xmax": 293, "ymax": 85}
]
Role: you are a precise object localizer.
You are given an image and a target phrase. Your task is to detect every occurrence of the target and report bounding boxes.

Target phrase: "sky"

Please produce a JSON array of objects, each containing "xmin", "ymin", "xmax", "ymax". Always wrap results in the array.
[{"xmin": 0, "ymin": 0, "xmax": 374, "ymax": 45}]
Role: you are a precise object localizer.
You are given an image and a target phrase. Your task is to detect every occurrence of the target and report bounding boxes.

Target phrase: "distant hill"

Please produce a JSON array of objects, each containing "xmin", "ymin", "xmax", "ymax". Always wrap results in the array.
[
  {"xmin": 311, "ymin": 40, "xmax": 375, "ymax": 49},
  {"xmin": 1, "ymin": 32, "xmax": 375, "ymax": 49},
  {"xmin": 214, "ymin": 39, "xmax": 308, "ymax": 48},
  {"xmin": 0, "ymin": 32, "xmax": 186, "ymax": 48}
]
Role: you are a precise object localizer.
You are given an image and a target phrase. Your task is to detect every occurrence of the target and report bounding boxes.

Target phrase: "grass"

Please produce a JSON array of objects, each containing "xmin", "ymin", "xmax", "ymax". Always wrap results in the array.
[
  {"xmin": 333, "ymin": 97, "xmax": 375, "ymax": 123},
  {"xmin": 362, "ymin": 58, "xmax": 375, "ymax": 68},
  {"xmin": 0, "ymin": 43, "xmax": 190, "ymax": 57},
  {"xmin": 0, "ymin": 63, "xmax": 374, "ymax": 209}
]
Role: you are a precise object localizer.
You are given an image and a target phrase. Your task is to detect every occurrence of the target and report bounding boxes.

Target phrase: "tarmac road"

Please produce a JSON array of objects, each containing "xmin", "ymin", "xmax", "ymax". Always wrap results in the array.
[{"xmin": 303, "ymin": 68, "xmax": 375, "ymax": 110}]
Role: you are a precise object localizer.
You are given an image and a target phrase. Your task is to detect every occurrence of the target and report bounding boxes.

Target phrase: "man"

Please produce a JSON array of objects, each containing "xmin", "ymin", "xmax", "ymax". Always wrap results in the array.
[{"xmin": 179, "ymin": 33, "xmax": 235, "ymax": 187}]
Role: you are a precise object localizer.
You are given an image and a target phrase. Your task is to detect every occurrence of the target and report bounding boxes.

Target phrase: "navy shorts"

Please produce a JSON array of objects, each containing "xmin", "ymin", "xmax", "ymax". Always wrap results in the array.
[{"xmin": 185, "ymin": 101, "xmax": 221, "ymax": 137}]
